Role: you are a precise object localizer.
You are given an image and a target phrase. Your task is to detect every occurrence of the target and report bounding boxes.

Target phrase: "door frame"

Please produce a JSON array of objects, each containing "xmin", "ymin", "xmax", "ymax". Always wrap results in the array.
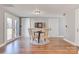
[{"xmin": 4, "ymin": 13, "xmax": 16, "ymax": 43}]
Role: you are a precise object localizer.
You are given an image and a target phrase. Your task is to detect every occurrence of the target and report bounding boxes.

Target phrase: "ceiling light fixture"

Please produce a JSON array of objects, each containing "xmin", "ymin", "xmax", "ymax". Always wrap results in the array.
[{"xmin": 33, "ymin": 8, "xmax": 41, "ymax": 15}]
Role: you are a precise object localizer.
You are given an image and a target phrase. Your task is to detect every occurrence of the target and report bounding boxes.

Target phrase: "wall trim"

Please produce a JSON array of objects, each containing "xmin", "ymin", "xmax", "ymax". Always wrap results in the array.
[
  {"xmin": 55, "ymin": 36, "xmax": 64, "ymax": 38},
  {"xmin": 48, "ymin": 36, "xmax": 64, "ymax": 38},
  {"xmin": 0, "ymin": 42, "xmax": 6, "ymax": 47},
  {"xmin": 63, "ymin": 38, "xmax": 79, "ymax": 46}
]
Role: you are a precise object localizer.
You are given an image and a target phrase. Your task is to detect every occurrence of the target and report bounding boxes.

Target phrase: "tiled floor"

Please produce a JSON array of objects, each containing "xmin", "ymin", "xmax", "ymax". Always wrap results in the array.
[{"xmin": 0, "ymin": 37, "xmax": 78, "ymax": 54}]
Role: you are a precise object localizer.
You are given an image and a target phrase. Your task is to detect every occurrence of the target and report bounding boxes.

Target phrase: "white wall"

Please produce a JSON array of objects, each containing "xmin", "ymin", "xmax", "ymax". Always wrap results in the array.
[
  {"xmin": 59, "ymin": 17, "xmax": 65, "ymax": 37},
  {"xmin": 21, "ymin": 18, "xmax": 30, "ymax": 37},
  {"xmin": 0, "ymin": 6, "xmax": 5, "ymax": 44},
  {"xmin": 30, "ymin": 17, "xmax": 63, "ymax": 37},
  {"xmin": 48, "ymin": 18, "xmax": 59, "ymax": 37}
]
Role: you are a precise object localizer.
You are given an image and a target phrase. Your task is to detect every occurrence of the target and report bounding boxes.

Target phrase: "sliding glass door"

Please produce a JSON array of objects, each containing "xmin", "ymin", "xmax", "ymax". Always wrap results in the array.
[
  {"xmin": 6, "ymin": 17, "xmax": 17, "ymax": 41},
  {"xmin": 14, "ymin": 20, "xmax": 16, "ymax": 38},
  {"xmin": 5, "ymin": 13, "xmax": 19, "ymax": 42},
  {"xmin": 13, "ymin": 19, "xmax": 17, "ymax": 38}
]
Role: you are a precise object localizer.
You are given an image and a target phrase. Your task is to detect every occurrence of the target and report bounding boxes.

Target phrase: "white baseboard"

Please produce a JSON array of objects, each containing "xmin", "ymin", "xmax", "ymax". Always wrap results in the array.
[
  {"xmin": 0, "ymin": 42, "xmax": 6, "ymax": 47},
  {"xmin": 49, "ymin": 36, "xmax": 64, "ymax": 37},
  {"xmin": 48, "ymin": 36, "xmax": 64, "ymax": 38},
  {"xmin": 63, "ymin": 38, "xmax": 79, "ymax": 46},
  {"xmin": 14, "ymin": 36, "xmax": 22, "ymax": 39},
  {"xmin": 57, "ymin": 36, "xmax": 64, "ymax": 37}
]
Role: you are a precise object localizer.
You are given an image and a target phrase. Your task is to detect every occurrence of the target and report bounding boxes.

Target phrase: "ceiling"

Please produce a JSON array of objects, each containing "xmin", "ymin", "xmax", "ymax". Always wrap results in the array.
[{"xmin": 2, "ymin": 4, "xmax": 79, "ymax": 17}]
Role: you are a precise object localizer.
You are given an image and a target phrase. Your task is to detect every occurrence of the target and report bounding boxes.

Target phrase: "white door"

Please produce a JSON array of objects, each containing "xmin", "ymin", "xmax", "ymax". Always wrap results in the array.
[
  {"xmin": 48, "ymin": 18, "xmax": 59, "ymax": 37},
  {"xmin": 75, "ymin": 10, "xmax": 79, "ymax": 45}
]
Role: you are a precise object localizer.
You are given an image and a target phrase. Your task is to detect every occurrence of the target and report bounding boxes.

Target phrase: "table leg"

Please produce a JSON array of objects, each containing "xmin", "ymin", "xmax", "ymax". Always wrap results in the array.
[{"xmin": 38, "ymin": 32, "xmax": 40, "ymax": 43}]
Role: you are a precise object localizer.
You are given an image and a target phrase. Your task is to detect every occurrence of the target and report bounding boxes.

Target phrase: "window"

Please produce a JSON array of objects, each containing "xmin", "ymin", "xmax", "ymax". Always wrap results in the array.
[{"xmin": 6, "ymin": 17, "xmax": 13, "ymax": 40}]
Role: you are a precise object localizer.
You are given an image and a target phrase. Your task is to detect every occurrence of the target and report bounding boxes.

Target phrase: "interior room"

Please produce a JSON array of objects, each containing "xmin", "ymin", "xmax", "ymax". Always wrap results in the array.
[{"xmin": 0, "ymin": 4, "xmax": 79, "ymax": 54}]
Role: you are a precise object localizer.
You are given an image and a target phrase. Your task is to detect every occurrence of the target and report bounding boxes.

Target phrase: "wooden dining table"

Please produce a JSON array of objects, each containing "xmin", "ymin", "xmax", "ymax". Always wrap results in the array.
[{"xmin": 34, "ymin": 31, "xmax": 45, "ymax": 43}]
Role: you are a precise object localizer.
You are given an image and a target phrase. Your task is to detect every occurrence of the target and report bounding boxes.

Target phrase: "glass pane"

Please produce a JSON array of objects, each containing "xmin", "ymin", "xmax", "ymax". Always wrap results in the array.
[
  {"xmin": 7, "ymin": 17, "xmax": 12, "ymax": 41},
  {"xmin": 14, "ymin": 20, "xmax": 16, "ymax": 38}
]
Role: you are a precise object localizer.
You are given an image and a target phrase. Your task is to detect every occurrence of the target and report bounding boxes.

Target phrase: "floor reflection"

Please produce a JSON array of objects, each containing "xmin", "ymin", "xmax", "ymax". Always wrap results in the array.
[{"xmin": 0, "ymin": 37, "xmax": 78, "ymax": 54}]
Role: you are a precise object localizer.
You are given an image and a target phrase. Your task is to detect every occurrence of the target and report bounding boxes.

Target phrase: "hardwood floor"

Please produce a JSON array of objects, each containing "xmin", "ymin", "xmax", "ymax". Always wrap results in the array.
[{"xmin": 0, "ymin": 37, "xmax": 78, "ymax": 54}]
